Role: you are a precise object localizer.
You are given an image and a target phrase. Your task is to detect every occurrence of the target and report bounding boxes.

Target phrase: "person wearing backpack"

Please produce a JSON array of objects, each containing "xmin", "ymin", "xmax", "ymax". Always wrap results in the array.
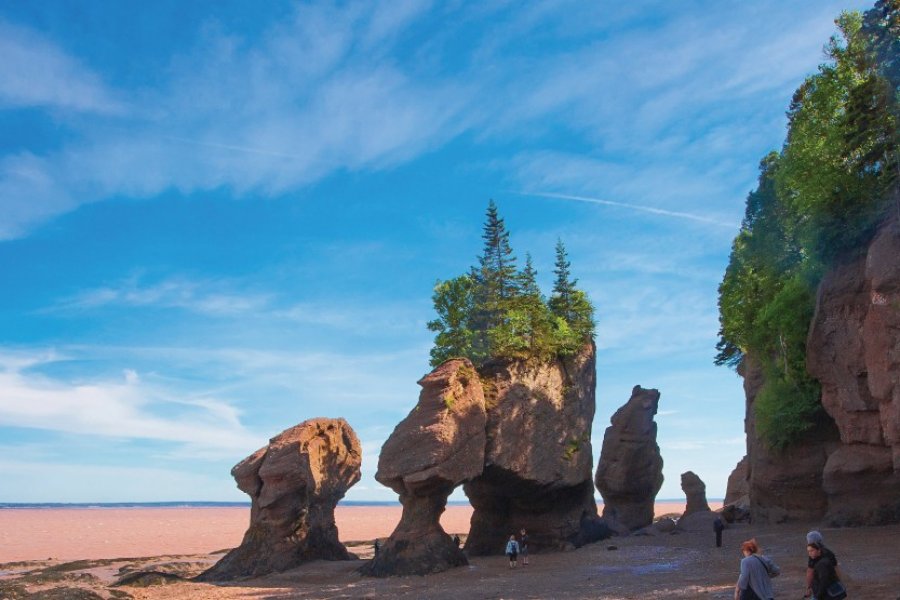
[{"xmin": 734, "ymin": 538, "xmax": 780, "ymax": 600}]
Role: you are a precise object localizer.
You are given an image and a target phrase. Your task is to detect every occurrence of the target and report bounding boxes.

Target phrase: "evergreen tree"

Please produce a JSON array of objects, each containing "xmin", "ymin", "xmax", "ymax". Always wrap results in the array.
[
  {"xmin": 470, "ymin": 200, "xmax": 520, "ymax": 356},
  {"xmin": 549, "ymin": 240, "xmax": 594, "ymax": 350},
  {"xmin": 549, "ymin": 239, "xmax": 576, "ymax": 322}
]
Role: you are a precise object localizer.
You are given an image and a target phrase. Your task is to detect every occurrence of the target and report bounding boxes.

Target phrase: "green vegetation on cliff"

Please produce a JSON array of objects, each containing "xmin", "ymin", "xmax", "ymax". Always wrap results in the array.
[
  {"xmin": 428, "ymin": 201, "xmax": 595, "ymax": 367},
  {"xmin": 716, "ymin": 2, "xmax": 899, "ymax": 449}
]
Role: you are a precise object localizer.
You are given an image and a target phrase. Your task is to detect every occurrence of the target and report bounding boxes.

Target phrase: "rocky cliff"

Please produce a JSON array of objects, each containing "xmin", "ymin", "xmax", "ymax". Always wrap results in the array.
[{"xmin": 731, "ymin": 213, "xmax": 900, "ymax": 525}]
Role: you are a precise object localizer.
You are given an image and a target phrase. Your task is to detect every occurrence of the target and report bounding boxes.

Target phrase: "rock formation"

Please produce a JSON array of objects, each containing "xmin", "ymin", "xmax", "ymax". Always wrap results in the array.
[
  {"xmin": 723, "ymin": 457, "xmax": 750, "ymax": 508},
  {"xmin": 733, "ymin": 355, "xmax": 836, "ymax": 523},
  {"xmin": 362, "ymin": 359, "xmax": 486, "ymax": 576},
  {"xmin": 730, "ymin": 213, "xmax": 900, "ymax": 525},
  {"xmin": 200, "ymin": 418, "xmax": 361, "ymax": 581},
  {"xmin": 594, "ymin": 385, "xmax": 663, "ymax": 531},
  {"xmin": 464, "ymin": 343, "xmax": 607, "ymax": 555},
  {"xmin": 680, "ymin": 471, "xmax": 710, "ymax": 516},
  {"xmin": 806, "ymin": 213, "xmax": 900, "ymax": 524}
]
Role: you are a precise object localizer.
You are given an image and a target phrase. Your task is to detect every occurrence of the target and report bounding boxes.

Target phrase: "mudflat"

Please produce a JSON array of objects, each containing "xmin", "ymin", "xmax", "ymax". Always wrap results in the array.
[{"xmin": 8, "ymin": 503, "xmax": 897, "ymax": 600}]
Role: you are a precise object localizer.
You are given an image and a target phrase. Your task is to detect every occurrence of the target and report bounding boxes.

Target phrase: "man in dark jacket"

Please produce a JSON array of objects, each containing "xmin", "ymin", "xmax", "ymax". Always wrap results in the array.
[
  {"xmin": 807, "ymin": 542, "xmax": 839, "ymax": 599},
  {"xmin": 713, "ymin": 517, "xmax": 725, "ymax": 547},
  {"xmin": 805, "ymin": 531, "xmax": 838, "ymax": 598}
]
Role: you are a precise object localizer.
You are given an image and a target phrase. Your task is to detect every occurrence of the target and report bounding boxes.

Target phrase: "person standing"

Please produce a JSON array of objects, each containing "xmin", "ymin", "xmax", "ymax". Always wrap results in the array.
[
  {"xmin": 714, "ymin": 516, "xmax": 725, "ymax": 547},
  {"xmin": 734, "ymin": 538, "xmax": 780, "ymax": 600},
  {"xmin": 505, "ymin": 534, "xmax": 519, "ymax": 568},
  {"xmin": 519, "ymin": 528, "xmax": 529, "ymax": 565}
]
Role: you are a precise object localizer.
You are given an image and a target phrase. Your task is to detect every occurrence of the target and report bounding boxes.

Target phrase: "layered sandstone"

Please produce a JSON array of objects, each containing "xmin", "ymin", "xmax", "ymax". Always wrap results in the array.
[
  {"xmin": 594, "ymin": 386, "xmax": 663, "ymax": 531},
  {"xmin": 362, "ymin": 359, "xmax": 486, "ymax": 576},
  {"xmin": 464, "ymin": 343, "xmax": 607, "ymax": 555},
  {"xmin": 200, "ymin": 418, "xmax": 361, "ymax": 580}
]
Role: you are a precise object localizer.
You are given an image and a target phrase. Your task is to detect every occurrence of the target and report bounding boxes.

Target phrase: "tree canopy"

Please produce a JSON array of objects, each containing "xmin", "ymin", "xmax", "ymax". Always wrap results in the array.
[
  {"xmin": 716, "ymin": 3, "xmax": 899, "ymax": 450},
  {"xmin": 428, "ymin": 202, "xmax": 595, "ymax": 367}
]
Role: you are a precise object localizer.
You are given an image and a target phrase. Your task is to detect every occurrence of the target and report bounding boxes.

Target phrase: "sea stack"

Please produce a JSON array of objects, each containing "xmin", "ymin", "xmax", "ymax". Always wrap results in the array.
[
  {"xmin": 595, "ymin": 385, "xmax": 664, "ymax": 531},
  {"xmin": 464, "ymin": 342, "xmax": 607, "ymax": 555},
  {"xmin": 199, "ymin": 418, "xmax": 361, "ymax": 581},
  {"xmin": 362, "ymin": 359, "xmax": 486, "ymax": 576}
]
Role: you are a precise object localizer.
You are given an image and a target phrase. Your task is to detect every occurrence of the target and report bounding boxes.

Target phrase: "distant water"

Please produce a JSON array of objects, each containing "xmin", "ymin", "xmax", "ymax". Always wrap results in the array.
[
  {"xmin": 0, "ymin": 498, "xmax": 722, "ymax": 509},
  {"xmin": 0, "ymin": 500, "xmax": 403, "ymax": 509}
]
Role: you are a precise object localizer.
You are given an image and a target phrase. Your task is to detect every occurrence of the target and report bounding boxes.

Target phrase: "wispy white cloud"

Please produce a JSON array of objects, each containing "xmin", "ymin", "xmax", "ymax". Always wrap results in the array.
[
  {"xmin": 54, "ymin": 276, "xmax": 272, "ymax": 316},
  {"xmin": 0, "ymin": 352, "xmax": 260, "ymax": 454},
  {"xmin": 0, "ymin": 19, "xmax": 125, "ymax": 114}
]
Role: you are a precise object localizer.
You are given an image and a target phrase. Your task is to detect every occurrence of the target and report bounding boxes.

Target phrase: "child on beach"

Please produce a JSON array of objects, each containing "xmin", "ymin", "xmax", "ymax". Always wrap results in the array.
[{"xmin": 505, "ymin": 534, "xmax": 519, "ymax": 568}]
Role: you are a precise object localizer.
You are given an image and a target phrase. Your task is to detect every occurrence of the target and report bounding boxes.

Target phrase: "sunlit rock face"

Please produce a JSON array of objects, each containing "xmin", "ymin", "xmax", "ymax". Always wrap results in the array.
[
  {"xmin": 594, "ymin": 385, "xmax": 663, "ymax": 532},
  {"xmin": 362, "ymin": 358, "xmax": 486, "ymax": 577},
  {"xmin": 464, "ymin": 343, "xmax": 607, "ymax": 556},
  {"xmin": 199, "ymin": 418, "xmax": 361, "ymax": 581}
]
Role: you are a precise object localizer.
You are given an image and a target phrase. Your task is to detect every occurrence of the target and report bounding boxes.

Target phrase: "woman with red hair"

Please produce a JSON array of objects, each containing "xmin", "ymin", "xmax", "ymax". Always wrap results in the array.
[{"xmin": 734, "ymin": 538, "xmax": 780, "ymax": 600}]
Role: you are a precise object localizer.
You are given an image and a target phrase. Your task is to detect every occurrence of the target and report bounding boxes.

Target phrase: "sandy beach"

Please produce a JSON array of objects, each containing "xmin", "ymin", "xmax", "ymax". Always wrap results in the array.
[{"xmin": 0, "ymin": 501, "xmax": 711, "ymax": 563}]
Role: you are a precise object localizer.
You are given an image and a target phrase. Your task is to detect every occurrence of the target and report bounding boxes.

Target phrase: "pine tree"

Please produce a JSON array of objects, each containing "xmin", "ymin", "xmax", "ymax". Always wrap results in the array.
[
  {"xmin": 471, "ymin": 200, "xmax": 520, "ymax": 356},
  {"xmin": 549, "ymin": 240, "xmax": 595, "ymax": 352},
  {"xmin": 549, "ymin": 239, "xmax": 576, "ymax": 321}
]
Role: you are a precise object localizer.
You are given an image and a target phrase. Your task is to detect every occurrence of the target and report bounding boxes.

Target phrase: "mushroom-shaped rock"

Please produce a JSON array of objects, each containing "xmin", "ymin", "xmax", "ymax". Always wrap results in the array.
[
  {"xmin": 681, "ymin": 471, "xmax": 711, "ymax": 516},
  {"xmin": 464, "ymin": 343, "xmax": 608, "ymax": 555},
  {"xmin": 362, "ymin": 359, "xmax": 486, "ymax": 576},
  {"xmin": 595, "ymin": 385, "xmax": 664, "ymax": 531},
  {"xmin": 199, "ymin": 418, "xmax": 361, "ymax": 581}
]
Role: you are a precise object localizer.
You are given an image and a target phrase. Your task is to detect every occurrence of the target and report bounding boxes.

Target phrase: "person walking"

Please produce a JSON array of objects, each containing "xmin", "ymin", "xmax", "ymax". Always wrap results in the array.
[
  {"xmin": 519, "ymin": 528, "xmax": 530, "ymax": 565},
  {"xmin": 805, "ymin": 531, "xmax": 839, "ymax": 599},
  {"xmin": 505, "ymin": 534, "xmax": 520, "ymax": 568},
  {"xmin": 734, "ymin": 538, "xmax": 780, "ymax": 600},
  {"xmin": 714, "ymin": 516, "xmax": 725, "ymax": 547},
  {"xmin": 807, "ymin": 541, "xmax": 845, "ymax": 599}
]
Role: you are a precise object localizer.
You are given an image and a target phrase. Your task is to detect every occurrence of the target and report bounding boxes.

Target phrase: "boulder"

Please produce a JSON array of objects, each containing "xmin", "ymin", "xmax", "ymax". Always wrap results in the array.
[
  {"xmin": 675, "ymin": 510, "xmax": 719, "ymax": 533},
  {"xmin": 595, "ymin": 385, "xmax": 664, "ymax": 531},
  {"xmin": 680, "ymin": 471, "xmax": 710, "ymax": 516},
  {"xmin": 199, "ymin": 418, "xmax": 361, "ymax": 581},
  {"xmin": 464, "ymin": 343, "xmax": 608, "ymax": 555},
  {"xmin": 362, "ymin": 359, "xmax": 486, "ymax": 576}
]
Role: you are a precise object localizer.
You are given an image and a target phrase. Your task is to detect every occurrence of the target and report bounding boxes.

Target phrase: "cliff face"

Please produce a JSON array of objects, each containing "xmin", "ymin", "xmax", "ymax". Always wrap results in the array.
[
  {"xmin": 733, "ymin": 214, "xmax": 900, "ymax": 525},
  {"xmin": 806, "ymin": 212, "xmax": 900, "ymax": 525}
]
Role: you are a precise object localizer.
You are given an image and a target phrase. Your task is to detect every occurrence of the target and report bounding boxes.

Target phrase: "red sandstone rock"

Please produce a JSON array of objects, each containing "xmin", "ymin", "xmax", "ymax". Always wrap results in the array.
[
  {"xmin": 200, "ymin": 418, "xmax": 361, "ymax": 581},
  {"xmin": 594, "ymin": 385, "xmax": 663, "ymax": 531},
  {"xmin": 465, "ymin": 343, "xmax": 607, "ymax": 555},
  {"xmin": 807, "ymin": 213, "xmax": 900, "ymax": 524},
  {"xmin": 363, "ymin": 358, "xmax": 486, "ymax": 576},
  {"xmin": 723, "ymin": 457, "xmax": 749, "ymax": 507},
  {"xmin": 738, "ymin": 355, "xmax": 835, "ymax": 523},
  {"xmin": 680, "ymin": 471, "xmax": 710, "ymax": 516}
]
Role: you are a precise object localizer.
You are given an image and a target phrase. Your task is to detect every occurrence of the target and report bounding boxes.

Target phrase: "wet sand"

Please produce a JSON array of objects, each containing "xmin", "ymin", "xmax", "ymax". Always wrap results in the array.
[{"xmin": 0, "ymin": 501, "xmax": 715, "ymax": 562}]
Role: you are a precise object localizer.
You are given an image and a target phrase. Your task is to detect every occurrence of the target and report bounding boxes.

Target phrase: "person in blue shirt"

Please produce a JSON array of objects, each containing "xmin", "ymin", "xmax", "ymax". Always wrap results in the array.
[{"xmin": 505, "ymin": 534, "xmax": 519, "ymax": 568}]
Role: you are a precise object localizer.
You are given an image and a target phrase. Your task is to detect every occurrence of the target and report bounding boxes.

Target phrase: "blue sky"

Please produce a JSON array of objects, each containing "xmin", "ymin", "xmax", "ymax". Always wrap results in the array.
[{"xmin": 0, "ymin": 0, "xmax": 872, "ymax": 503}]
